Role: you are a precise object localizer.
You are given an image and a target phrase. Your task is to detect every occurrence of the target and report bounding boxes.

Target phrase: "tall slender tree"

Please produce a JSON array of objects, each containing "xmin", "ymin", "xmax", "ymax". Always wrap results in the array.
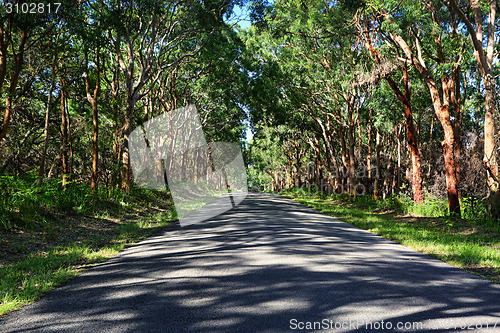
[{"xmin": 448, "ymin": 0, "xmax": 500, "ymax": 218}]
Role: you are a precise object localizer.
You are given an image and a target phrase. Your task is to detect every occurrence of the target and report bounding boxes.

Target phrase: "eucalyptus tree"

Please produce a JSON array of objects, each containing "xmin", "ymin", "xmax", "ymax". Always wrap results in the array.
[
  {"xmin": 36, "ymin": 34, "xmax": 59, "ymax": 188},
  {"xmin": 448, "ymin": 0, "xmax": 500, "ymax": 219},
  {"xmin": 247, "ymin": 0, "xmax": 376, "ymax": 196},
  {"xmin": 366, "ymin": 0, "xmax": 468, "ymax": 216},
  {"xmin": 0, "ymin": 1, "xmax": 67, "ymax": 142},
  {"xmin": 246, "ymin": 125, "xmax": 303, "ymax": 190},
  {"xmin": 104, "ymin": 0, "xmax": 247, "ymax": 190},
  {"xmin": 244, "ymin": 27, "xmax": 320, "ymax": 188},
  {"xmin": 71, "ymin": 0, "xmax": 110, "ymax": 192},
  {"xmin": 0, "ymin": 3, "xmax": 28, "ymax": 142},
  {"xmin": 365, "ymin": 80, "xmax": 403, "ymax": 199},
  {"xmin": 356, "ymin": 8, "xmax": 425, "ymax": 203},
  {"xmin": 173, "ymin": 25, "xmax": 249, "ymax": 144}
]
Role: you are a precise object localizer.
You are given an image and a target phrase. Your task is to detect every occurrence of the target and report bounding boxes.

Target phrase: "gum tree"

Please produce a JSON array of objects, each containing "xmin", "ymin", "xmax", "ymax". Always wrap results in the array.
[
  {"xmin": 448, "ymin": 0, "xmax": 500, "ymax": 219},
  {"xmin": 356, "ymin": 10, "xmax": 425, "ymax": 203},
  {"xmin": 368, "ymin": 0, "xmax": 466, "ymax": 215}
]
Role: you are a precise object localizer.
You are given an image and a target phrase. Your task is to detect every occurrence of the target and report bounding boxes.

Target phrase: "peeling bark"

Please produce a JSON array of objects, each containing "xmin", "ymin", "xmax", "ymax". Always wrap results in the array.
[
  {"xmin": 361, "ymin": 21, "xmax": 423, "ymax": 203},
  {"xmin": 449, "ymin": 0, "xmax": 499, "ymax": 217},
  {"xmin": 391, "ymin": 33, "xmax": 461, "ymax": 216}
]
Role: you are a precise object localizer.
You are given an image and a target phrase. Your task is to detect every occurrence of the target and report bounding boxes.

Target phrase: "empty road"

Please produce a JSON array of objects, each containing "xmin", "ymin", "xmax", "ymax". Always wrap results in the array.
[{"xmin": 2, "ymin": 193, "xmax": 500, "ymax": 332}]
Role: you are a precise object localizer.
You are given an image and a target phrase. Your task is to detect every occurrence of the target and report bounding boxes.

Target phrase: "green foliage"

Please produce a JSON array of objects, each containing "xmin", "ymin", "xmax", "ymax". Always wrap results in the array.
[
  {"xmin": 392, "ymin": 194, "xmax": 449, "ymax": 217},
  {"xmin": 462, "ymin": 196, "xmax": 495, "ymax": 227},
  {"xmin": 0, "ymin": 179, "xmax": 176, "ymax": 316},
  {"xmin": 0, "ymin": 217, "xmax": 175, "ymax": 316},
  {"xmin": 0, "ymin": 175, "xmax": 112, "ymax": 230},
  {"xmin": 0, "ymin": 174, "xmax": 176, "ymax": 231},
  {"xmin": 281, "ymin": 186, "xmax": 496, "ymax": 232}
]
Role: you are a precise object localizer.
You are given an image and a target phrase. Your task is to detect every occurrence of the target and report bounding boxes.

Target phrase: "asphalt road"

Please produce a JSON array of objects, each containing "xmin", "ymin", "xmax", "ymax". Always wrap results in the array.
[{"xmin": 2, "ymin": 193, "xmax": 500, "ymax": 332}]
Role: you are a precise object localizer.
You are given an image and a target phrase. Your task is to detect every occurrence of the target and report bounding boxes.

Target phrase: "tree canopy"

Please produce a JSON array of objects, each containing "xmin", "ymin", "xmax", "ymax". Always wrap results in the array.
[{"xmin": 0, "ymin": 0, "xmax": 499, "ymax": 221}]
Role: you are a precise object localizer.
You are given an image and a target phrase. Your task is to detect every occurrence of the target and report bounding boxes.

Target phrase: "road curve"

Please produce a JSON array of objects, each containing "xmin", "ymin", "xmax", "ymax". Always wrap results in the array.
[{"xmin": 1, "ymin": 193, "xmax": 500, "ymax": 332}]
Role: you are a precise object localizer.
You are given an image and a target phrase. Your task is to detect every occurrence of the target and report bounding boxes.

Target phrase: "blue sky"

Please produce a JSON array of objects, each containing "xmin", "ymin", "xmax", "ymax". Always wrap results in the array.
[{"xmin": 226, "ymin": 5, "xmax": 252, "ymax": 30}]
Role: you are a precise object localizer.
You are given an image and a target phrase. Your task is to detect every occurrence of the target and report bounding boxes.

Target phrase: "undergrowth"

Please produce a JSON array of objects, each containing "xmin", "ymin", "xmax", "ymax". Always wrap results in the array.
[
  {"xmin": 0, "ymin": 173, "xmax": 177, "ymax": 316},
  {"xmin": 0, "ymin": 173, "xmax": 173, "ymax": 230}
]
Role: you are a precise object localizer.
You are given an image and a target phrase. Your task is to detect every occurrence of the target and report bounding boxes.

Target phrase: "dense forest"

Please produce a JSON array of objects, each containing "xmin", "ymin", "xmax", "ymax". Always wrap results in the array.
[
  {"xmin": 0, "ymin": 0, "xmax": 499, "ymax": 227},
  {"xmin": 245, "ymin": 0, "xmax": 500, "ymax": 222},
  {"xmin": 0, "ymin": 0, "xmax": 253, "ymax": 229}
]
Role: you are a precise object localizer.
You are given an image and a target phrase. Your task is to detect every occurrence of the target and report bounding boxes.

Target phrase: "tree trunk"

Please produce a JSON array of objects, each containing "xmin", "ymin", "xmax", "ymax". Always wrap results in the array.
[
  {"xmin": 313, "ymin": 137, "xmax": 323, "ymax": 184},
  {"xmin": 374, "ymin": 129, "xmax": 382, "ymax": 200},
  {"xmin": 367, "ymin": 107, "xmax": 373, "ymax": 195},
  {"xmin": 484, "ymin": 74, "xmax": 500, "ymax": 216},
  {"xmin": 392, "ymin": 34, "xmax": 461, "ymax": 216},
  {"xmin": 85, "ymin": 51, "xmax": 101, "ymax": 193},
  {"xmin": 436, "ymin": 78, "xmax": 461, "ymax": 216},
  {"xmin": 395, "ymin": 124, "xmax": 401, "ymax": 195},
  {"xmin": 68, "ymin": 105, "xmax": 74, "ymax": 176},
  {"xmin": 294, "ymin": 140, "xmax": 302, "ymax": 188},
  {"xmin": 0, "ymin": 32, "xmax": 26, "ymax": 142},
  {"xmin": 428, "ymin": 76, "xmax": 461, "ymax": 216},
  {"xmin": 383, "ymin": 146, "xmax": 393, "ymax": 199},
  {"xmin": 324, "ymin": 115, "xmax": 341, "ymax": 188},
  {"xmin": 120, "ymin": 90, "xmax": 139, "ymax": 191},
  {"xmin": 37, "ymin": 51, "xmax": 58, "ymax": 187},
  {"xmin": 441, "ymin": 127, "xmax": 461, "ymax": 215},
  {"xmin": 60, "ymin": 76, "xmax": 69, "ymax": 187},
  {"xmin": 347, "ymin": 97, "xmax": 357, "ymax": 196},
  {"xmin": 400, "ymin": 65, "xmax": 424, "ymax": 203},
  {"xmin": 91, "ymin": 99, "xmax": 99, "ymax": 192},
  {"xmin": 426, "ymin": 116, "xmax": 434, "ymax": 181},
  {"xmin": 451, "ymin": 65, "xmax": 462, "ymax": 190},
  {"xmin": 449, "ymin": 0, "xmax": 498, "ymax": 217},
  {"xmin": 362, "ymin": 23, "xmax": 423, "ymax": 203}
]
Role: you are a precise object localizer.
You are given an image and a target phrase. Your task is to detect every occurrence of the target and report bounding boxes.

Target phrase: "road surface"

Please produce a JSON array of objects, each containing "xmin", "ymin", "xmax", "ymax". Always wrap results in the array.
[{"xmin": 2, "ymin": 193, "xmax": 500, "ymax": 332}]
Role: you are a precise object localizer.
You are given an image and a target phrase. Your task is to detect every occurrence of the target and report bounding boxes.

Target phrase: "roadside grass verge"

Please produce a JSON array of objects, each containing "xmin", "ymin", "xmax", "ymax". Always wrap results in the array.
[
  {"xmin": 282, "ymin": 189, "xmax": 500, "ymax": 284},
  {"xmin": 0, "ymin": 177, "xmax": 177, "ymax": 317}
]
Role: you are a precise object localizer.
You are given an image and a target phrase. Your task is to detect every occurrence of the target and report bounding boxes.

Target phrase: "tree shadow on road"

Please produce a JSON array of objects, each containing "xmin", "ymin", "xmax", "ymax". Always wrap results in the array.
[{"xmin": 2, "ymin": 193, "xmax": 500, "ymax": 332}]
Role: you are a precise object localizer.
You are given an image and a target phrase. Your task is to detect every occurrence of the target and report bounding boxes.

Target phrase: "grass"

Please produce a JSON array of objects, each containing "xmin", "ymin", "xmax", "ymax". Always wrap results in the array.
[
  {"xmin": 281, "ymin": 188, "xmax": 500, "ymax": 283},
  {"xmin": 0, "ymin": 175, "xmax": 177, "ymax": 317}
]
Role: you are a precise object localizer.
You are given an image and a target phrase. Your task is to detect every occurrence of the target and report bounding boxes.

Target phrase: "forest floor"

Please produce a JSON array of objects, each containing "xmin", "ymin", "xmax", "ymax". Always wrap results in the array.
[
  {"xmin": 0, "ymin": 186, "xmax": 177, "ymax": 316},
  {"xmin": 283, "ymin": 191, "xmax": 500, "ymax": 284}
]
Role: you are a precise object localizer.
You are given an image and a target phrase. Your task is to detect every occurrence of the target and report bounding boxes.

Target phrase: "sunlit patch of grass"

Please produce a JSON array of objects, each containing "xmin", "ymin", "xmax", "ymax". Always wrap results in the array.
[
  {"xmin": 283, "ymin": 191, "xmax": 500, "ymax": 284},
  {"xmin": 0, "ymin": 181, "xmax": 177, "ymax": 317},
  {"xmin": 0, "ymin": 244, "xmax": 122, "ymax": 316},
  {"xmin": 0, "ymin": 211, "xmax": 175, "ymax": 317}
]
